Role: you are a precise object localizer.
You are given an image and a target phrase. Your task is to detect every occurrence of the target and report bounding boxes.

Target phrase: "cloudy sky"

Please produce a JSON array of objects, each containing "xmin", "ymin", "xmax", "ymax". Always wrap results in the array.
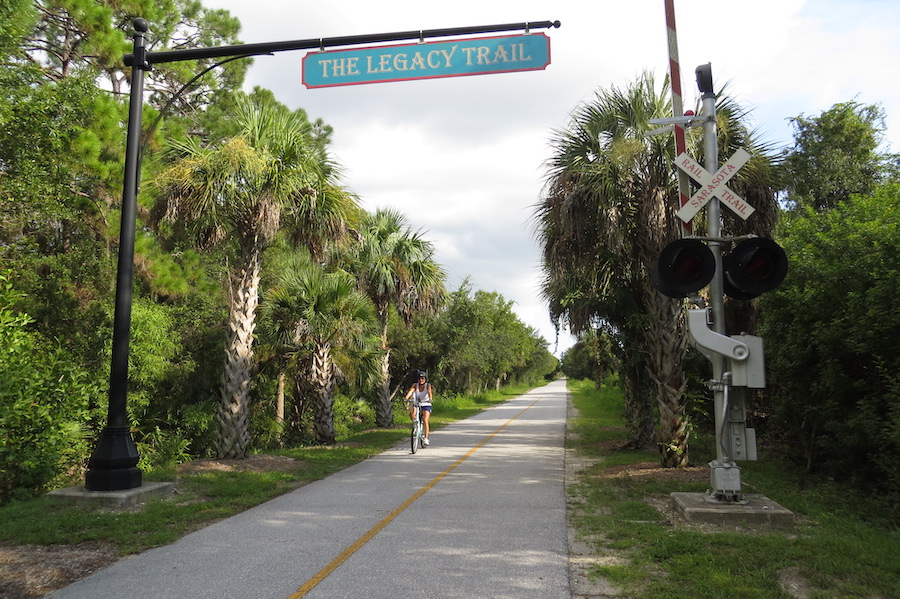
[{"xmin": 194, "ymin": 0, "xmax": 900, "ymax": 356}]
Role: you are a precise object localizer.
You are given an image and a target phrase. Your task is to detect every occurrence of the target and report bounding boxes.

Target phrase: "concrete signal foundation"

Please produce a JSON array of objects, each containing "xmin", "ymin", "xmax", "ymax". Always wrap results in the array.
[
  {"xmin": 671, "ymin": 492, "xmax": 794, "ymax": 529},
  {"xmin": 47, "ymin": 482, "xmax": 174, "ymax": 510}
]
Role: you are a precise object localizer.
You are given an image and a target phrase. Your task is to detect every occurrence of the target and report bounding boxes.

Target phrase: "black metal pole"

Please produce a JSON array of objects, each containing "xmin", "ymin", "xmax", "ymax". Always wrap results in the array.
[
  {"xmin": 85, "ymin": 18, "xmax": 150, "ymax": 491},
  {"xmin": 127, "ymin": 20, "xmax": 561, "ymax": 66}
]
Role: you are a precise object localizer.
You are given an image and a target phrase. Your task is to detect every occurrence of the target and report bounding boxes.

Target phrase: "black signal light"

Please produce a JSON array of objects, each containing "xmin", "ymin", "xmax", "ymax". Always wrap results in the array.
[
  {"xmin": 652, "ymin": 239, "xmax": 716, "ymax": 298},
  {"xmin": 724, "ymin": 238, "xmax": 788, "ymax": 300}
]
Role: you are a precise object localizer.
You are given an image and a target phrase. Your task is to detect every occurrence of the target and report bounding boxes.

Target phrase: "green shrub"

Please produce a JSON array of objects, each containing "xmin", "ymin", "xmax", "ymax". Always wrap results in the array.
[
  {"xmin": 761, "ymin": 185, "xmax": 900, "ymax": 495},
  {"xmin": 0, "ymin": 272, "xmax": 100, "ymax": 499},
  {"xmin": 136, "ymin": 426, "xmax": 192, "ymax": 470},
  {"xmin": 329, "ymin": 394, "xmax": 374, "ymax": 440}
]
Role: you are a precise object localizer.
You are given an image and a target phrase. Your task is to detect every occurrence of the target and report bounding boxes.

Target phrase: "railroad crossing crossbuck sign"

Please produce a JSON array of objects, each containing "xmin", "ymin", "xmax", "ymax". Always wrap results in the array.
[{"xmin": 675, "ymin": 148, "xmax": 754, "ymax": 222}]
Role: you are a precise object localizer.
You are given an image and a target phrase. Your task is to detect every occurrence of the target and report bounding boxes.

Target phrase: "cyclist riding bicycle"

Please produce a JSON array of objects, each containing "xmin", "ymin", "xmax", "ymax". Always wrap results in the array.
[{"xmin": 405, "ymin": 371, "xmax": 433, "ymax": 446}]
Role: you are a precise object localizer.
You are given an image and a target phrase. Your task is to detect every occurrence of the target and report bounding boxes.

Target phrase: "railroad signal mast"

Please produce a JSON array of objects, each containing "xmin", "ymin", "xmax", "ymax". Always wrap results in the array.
[{"xmin": 650, "ymin": 64, "xmax": 787, "ymax": 502}]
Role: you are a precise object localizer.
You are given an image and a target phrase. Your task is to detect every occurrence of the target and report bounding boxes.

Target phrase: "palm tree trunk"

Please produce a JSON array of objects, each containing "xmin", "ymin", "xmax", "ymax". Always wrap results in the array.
[
  {"xmin": 374, "ymin": 314, "xmax": 393, "ymax": 428},
  {"xmin": 215, "ymin": 242, "xmax": 262, "ymax": 459},
  {"xmin": 275, "ymin": 369, "xmax": 285, "ymax": 445},
  {"xmin": 644, "ymin": 288, "xmax": 690, "ymax": 467},
  {"xmin": 311, "ymin": 344, "xmax": 335, "ymax": 444},
  {"xmin": 638, "ymin": 184, "xmax": 691, "ymax": 467},
  {"xmin": 276, "ymin": 369, "xmax": 285, "ymax": 424}
]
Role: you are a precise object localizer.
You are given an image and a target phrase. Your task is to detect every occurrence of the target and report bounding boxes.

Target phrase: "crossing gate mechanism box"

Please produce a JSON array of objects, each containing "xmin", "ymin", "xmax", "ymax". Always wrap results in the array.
[{"xmin": 731, "ymin": 334, "xmax": 765, "ymax": 388}]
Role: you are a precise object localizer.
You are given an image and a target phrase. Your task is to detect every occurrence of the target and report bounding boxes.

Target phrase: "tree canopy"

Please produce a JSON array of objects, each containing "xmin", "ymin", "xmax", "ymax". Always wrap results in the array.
[{"xmin": 781, "ymin": 101, "xmax": 889, "ymax": 211}]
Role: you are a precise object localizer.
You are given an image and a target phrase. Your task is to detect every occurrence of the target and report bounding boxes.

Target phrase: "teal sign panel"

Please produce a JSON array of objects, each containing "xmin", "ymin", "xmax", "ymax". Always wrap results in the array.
[{"xmin": 302, "ymin": 33, "xmax": 551, "ymax": 88}]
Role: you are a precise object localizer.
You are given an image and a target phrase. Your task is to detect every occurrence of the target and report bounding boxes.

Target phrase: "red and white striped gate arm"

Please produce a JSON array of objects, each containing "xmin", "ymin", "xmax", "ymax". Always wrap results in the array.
[{"xmin": 664, "ymin": 0, "xmax": 693, "ymax": 235}]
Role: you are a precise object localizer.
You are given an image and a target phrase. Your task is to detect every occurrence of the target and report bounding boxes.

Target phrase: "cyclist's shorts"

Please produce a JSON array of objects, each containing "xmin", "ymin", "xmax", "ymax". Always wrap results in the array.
[{"xmin": 417, "ymin": 405, "xmax": 433, "ymax": 413}]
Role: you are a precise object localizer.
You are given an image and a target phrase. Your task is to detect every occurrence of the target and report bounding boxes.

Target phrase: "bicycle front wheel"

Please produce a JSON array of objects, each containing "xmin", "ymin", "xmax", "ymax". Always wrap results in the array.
[{"xmin": 410, "ymin": 420, "xmax": 420, "ymax": 454}]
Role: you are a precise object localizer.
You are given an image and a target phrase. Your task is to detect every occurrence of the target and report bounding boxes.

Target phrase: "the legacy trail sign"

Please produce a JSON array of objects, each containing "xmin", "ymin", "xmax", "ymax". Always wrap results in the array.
[{"xmin": 302, "ymin": 33, "xmax": 551, "ymax": 88}]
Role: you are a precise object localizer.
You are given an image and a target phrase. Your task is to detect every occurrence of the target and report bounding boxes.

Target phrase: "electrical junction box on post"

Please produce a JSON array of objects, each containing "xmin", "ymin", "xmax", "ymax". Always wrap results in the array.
[
  {"xmin": 730, "ymin": 424, "xmax": 758, "ymax": 461},
  {"xmin": 728, "ymin": 387, "xmax": 757, "ymax": 461},
  {"xmin": 709, "ymin": 460, "xmax": 743, "ymax": 501},
  {"xmin": 730, "ymin": 334, "xmax": 765, "ymax": 388}
]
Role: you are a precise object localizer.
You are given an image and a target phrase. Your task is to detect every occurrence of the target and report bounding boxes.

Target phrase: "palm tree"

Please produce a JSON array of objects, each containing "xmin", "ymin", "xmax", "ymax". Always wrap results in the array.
[
  {"xmin": 264, "ymin": 251, "xmax": 377, "ymax": 444},
  {"xmin": 536, "ymin": 73, "xmax": 778, "ymax": 466},
  {"xmin": 537, "ymin": 73, "xmax": 677, "ymax": 457},
  {"xmin": 343, "ymin": 208, "xmax": 446, "ymax": 427},
  {"xmin": 154, "ymin": 94, "xmax": 358, "ymax": 458}
]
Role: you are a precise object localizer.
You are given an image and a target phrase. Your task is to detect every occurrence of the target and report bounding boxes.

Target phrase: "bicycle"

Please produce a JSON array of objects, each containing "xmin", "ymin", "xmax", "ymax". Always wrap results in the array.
[{"xmin": 409, "ymin": 403, "xmax": 426, "ymax": 454}]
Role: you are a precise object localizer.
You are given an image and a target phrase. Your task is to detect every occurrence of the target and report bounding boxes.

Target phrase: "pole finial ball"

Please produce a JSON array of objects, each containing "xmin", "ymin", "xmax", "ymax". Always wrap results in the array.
[{"xmin": 134, "ymin": 18, "xmax": 149, "ymax": 33}]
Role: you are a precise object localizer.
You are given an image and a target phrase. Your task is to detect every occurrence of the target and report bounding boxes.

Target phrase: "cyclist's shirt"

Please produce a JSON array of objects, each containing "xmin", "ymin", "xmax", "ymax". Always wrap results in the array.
[{"xmin": 411, "ymin": 383, "xmax": 432, "ymax": 407}]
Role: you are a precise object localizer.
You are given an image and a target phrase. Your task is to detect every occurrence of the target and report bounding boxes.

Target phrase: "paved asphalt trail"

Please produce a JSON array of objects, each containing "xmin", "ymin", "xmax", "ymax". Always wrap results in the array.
[{"xmin": 49, "ymin": 380, "xmax": 570, "ymax": 599}]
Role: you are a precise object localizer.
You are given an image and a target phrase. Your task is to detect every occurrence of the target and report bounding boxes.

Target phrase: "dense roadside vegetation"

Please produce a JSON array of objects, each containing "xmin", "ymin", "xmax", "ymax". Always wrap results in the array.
[
  {"xmin": 0, "ymin": 1, "xmax": 558, "ymax": 500},
  {"xmin": 567, "ymin": 378, "xmax": 900, "ymax": 598}
]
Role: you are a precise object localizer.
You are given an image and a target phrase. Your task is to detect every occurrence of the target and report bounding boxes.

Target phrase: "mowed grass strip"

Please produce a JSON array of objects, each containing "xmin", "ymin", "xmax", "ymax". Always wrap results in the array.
[{"xmin": 566, "ymin": 377, "xmax": 900, "ymax": 599}]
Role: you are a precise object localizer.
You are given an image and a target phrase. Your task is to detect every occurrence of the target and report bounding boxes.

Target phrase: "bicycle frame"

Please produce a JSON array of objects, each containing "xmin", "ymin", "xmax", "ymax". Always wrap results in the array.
[{"xmin": 410, "ymin": 404, "xmax": 425, "ymax": 454}]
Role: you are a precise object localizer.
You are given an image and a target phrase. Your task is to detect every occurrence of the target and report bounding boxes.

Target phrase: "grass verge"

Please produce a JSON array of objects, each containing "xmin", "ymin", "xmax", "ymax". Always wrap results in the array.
[
  {"xmin": 0, "ymin": 383, "xmax": 534, "ymax": 557},
  {"xmin": 567, "ymin": 378, "xmax": 900, "ymax": 599}
]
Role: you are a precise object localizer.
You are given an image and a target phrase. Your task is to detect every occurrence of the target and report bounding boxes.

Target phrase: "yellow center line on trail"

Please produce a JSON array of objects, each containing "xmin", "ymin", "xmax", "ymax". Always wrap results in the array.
[{"xmin": 287, "ymin": 397, "xmax": 542, "ymax": 599}]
